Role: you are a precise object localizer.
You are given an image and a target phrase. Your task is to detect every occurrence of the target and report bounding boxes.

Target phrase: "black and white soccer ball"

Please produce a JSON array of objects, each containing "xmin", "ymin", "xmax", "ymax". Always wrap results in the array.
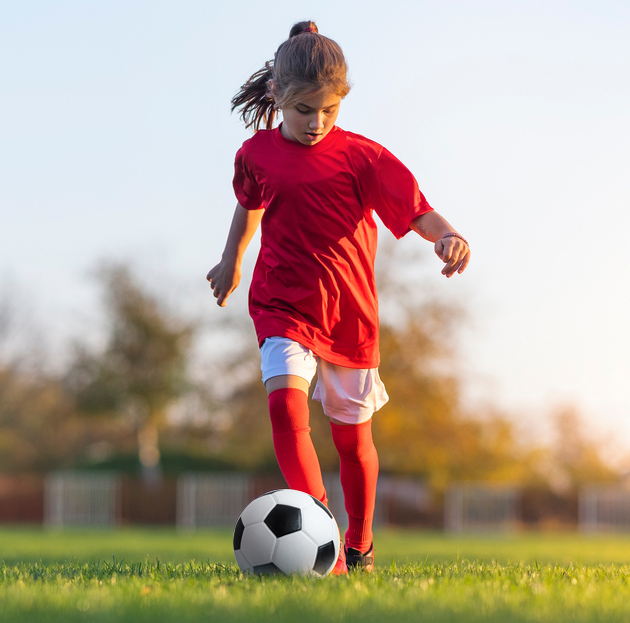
[{"xmin": 233, "ymin": 489, "xmax": 340, "ymax": 576}]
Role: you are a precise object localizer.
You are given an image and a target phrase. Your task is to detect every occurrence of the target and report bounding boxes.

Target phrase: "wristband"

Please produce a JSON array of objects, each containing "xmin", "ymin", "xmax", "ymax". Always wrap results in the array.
[{"xmin": 441, "ymin": 232, "xmax": 469, "ymax": 246}]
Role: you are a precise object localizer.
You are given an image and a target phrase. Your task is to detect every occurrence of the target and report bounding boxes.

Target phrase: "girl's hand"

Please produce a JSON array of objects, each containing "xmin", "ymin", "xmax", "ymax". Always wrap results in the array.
[
  {"xmin": 409, "ymin": 212, "xmax": 470, "ymax": 278},
  {"xmin": 206, "ymin": 260, "xmax": 242, "ymax": 307},
  {"xmin": 434, "ymin": 237, "xmax": 470, "ymax": 278}
]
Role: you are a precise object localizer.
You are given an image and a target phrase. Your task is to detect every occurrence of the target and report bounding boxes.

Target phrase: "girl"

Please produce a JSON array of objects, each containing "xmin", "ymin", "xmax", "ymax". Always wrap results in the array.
[{"xmin": 208, "ymin": 21, "xmax": 470, "ymax": 574}]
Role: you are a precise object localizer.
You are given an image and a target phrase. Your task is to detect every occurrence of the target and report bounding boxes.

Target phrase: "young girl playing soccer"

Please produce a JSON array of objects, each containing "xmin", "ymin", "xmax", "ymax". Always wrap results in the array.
[{"xmin": 207, "ymin": 21, "xmax": 470, "ymax": 574}]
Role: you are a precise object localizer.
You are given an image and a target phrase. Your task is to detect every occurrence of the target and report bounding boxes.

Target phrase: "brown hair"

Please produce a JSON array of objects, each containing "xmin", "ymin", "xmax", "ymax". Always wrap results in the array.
[{"xmin": 231, "ymin": 21, "xmax": 351, "ymax": 131}]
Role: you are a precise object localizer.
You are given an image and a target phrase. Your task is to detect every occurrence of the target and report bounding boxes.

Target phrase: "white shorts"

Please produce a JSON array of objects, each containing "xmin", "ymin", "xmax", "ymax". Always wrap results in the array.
[{"xmin": 260, "ymin": 337, "xmax": 389, "ymax": 425}]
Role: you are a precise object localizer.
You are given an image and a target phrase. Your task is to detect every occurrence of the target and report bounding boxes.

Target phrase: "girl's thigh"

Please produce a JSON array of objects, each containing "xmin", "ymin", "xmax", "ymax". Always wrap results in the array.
[{"xmin": 260, "ymin": 337, "xmax": 317, "ymax": 394}]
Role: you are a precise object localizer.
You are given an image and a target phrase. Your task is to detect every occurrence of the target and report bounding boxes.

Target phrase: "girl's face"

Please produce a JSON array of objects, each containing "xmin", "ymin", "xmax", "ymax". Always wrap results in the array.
[{"xmin": 280, "ymin": 89, "xmax": 341, "ymax": 146}]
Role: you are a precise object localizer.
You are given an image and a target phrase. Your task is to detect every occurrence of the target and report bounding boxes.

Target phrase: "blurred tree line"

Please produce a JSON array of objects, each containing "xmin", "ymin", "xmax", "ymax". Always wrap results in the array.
[{"xmin": 0, "ymin": 249, "xmax": 621, "ymax": 495}]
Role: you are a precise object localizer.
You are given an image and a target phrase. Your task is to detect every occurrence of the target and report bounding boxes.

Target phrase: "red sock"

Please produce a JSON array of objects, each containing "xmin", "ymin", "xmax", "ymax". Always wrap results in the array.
[
  {"xmin": 268, "ymin": 388, "xmax": 327, "ymax": 506},
  {"xmin": 331, "ymin": 420, "xmax": 379, "ymax": 553}
]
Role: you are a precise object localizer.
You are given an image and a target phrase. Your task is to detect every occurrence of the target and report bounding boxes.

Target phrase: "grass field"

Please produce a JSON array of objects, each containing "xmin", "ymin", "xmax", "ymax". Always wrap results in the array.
[{"xmin": 2, "ymin": 527, "xmax": 630, "ymax": 621}]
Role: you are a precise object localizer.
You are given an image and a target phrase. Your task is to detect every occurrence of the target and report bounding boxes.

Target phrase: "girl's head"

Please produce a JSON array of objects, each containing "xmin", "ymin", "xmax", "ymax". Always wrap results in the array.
[{"xmin": 231, "ymin": 21, "xmax": 351, "ymax": 138}]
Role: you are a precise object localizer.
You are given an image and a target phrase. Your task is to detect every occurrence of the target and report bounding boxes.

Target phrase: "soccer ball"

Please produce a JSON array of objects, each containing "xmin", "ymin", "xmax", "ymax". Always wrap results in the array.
[{"xmin": 233, "ymin": 489, "xmax": 340, "ymax": 576}]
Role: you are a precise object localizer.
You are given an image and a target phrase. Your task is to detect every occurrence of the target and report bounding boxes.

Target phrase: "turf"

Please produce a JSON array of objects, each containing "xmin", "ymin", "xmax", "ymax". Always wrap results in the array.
[{"xmin": 2, "ymin": 528, "xmax": 630, "ymax": 622}]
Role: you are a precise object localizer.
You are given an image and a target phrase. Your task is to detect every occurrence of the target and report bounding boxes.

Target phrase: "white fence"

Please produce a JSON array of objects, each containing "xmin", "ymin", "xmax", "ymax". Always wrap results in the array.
[
  {"xmin": 177, "ymin": 473, "xmax": 253, "ymax": 529},
  {"xmin": 42, "ymin": 470, "xmax": 430, "ymax": 529},
  {"xmin": 177, "ymin": 473, "xmax": 349, "ymax": 529},
  {"xmin": 44, "ymin": 471, "xmax": 121, "ymax": 527},
  {"xmin": 579, "ymin": 486, "xmax": 630, "ymax": 533},
  {"xmin": 444, "ymin": 484, "xmax": 520, "ymax": 533},
  {"xmin": 176, "ymin": 473, "xmax": 429, "ymax": 529}
]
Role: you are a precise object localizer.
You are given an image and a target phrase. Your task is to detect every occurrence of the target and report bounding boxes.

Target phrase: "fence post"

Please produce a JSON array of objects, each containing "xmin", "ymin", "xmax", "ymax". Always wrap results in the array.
[
  {"xmin": 44, "ymin": 471, "xmax": 121, "ymax": 528},
  {"xmin": 444, "ymin": 484, "xmax": 520, "ymax": 534}
]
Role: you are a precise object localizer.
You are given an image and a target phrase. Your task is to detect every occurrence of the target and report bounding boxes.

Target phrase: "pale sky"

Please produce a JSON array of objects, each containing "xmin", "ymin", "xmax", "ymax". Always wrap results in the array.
[{"xmin": 1, "ymin": 1, "xmax": 629, "ymax": 452}]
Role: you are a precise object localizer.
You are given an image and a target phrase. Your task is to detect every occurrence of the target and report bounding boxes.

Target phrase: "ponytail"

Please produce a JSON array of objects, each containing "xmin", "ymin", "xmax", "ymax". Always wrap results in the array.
[
  {"xmin": 230, "ymin": 61, "xmax": 276, "ymax": 131},
  {"xmin": 231, "ymin": 20, "xmax": 350, "ymax": 132}
]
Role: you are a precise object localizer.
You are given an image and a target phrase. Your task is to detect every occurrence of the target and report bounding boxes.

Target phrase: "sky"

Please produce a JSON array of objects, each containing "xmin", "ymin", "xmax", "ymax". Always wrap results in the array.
[{"xmin": 1, "ymin": 1, "xmax": 629, "ymax": 453}]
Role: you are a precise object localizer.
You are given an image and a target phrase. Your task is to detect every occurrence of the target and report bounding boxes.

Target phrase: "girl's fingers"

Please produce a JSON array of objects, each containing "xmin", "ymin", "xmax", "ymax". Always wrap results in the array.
[
  {"xmin": 217, "ymin": 288, "xmax": 231, "ymax": 307},
  {"xmin": 434, "ymin": 239, "xmax": 446, "ymax": 260},
  {"xmin": 207, "ymin": 266, "xmax": 218, "ymax": 281},
  {"xmin": 457, "ymin": 250, "xmax": 471, "ymax": 274},
  {"xmin": 441, "ymin": 241, "xmax": 453, "ymax": 263},
  {"xmin": 441, "ymin": 249, "xmax": 459, "ymax": 274},
  {"xmin": 441, "ymin": 245, "xmax": 469, "ymax": 277}
]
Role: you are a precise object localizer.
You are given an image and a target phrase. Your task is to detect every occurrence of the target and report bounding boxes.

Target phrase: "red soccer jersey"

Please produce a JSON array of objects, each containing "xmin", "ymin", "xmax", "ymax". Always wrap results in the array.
[{"xmin": 233, "ymin": 125, "xmax": 433, "ymax": 368}]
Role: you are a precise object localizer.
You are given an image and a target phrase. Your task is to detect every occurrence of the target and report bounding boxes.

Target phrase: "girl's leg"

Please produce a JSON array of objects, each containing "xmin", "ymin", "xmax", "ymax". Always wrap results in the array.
[
  {"xmin": 314, "ymin": 362, "xmax": 386, "ymax": 558},
  {"xmin": 262, "ymin": 340, "xmax": 347, "ymax": 574},
  {"xmin": 266, "ymin": 374, "xmax": 327, "ymax": 506},
  {"xmin": 330, "ymin": 418, "xmax": 379, "ymax": 554}
]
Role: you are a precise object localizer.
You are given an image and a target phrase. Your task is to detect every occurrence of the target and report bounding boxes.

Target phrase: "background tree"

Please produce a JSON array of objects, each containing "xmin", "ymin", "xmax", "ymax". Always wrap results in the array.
[
  {"xmin": 66, "ymin": 264, "xmax": 195, "ymax": 480},
  {"xmin": 0, "ymin": 293, "xmax": 113, "ymax": 471},
  {"xmin": 0, "ymin": 252, "xmax": 622, "ymax": 507},
  {"xmin": 540, "ymin": 406, "xmax": 618, "ymax": 492}
]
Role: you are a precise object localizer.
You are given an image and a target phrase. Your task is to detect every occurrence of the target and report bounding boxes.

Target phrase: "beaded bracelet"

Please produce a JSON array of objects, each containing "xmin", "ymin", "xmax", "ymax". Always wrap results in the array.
[{"xmin": 442, "ymin": 232, "xmax": 469, "ymax": 246}]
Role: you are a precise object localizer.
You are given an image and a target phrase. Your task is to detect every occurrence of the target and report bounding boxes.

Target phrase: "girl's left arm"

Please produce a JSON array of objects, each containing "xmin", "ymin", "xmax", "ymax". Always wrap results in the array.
[{"xmin": 410, "ymin": 211, "xmax": 470, "ymax": 278}]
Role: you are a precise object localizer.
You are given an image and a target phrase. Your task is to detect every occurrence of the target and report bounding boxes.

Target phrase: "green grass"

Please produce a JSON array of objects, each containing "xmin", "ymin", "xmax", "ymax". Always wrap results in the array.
[{"xmin": 2, "ymin": 528, "xmax": 630, "ymax": 621}]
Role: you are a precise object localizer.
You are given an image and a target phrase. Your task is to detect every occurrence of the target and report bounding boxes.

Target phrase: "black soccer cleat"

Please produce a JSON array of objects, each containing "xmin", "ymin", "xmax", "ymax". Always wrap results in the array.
[{"xmin": 345, "ymin": 543, "xmax": 374, "ymax": 572}]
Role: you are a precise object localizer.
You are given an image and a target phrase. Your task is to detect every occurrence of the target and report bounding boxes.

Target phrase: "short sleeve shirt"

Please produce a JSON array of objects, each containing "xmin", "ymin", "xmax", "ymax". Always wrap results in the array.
[{"xmin": 233, "ymin": 125, "xmax": 433, "ymax": 368}]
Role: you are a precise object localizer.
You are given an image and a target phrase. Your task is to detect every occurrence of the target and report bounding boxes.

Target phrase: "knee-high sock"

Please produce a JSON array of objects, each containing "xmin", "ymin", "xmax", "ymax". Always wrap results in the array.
[
  {"xmin": 331, "ymin": 420, "xmax": 379, "ymax": 553},
  {"xmin": 268, "ymin": 388, "xmax": 327, "ymax": 506}
]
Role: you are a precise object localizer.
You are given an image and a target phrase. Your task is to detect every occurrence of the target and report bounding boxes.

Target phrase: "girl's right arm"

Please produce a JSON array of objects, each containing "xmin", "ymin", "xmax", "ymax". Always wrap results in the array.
[{"xmin": 206, "ymin": 203, "xmax": 263, "ymax": 307}]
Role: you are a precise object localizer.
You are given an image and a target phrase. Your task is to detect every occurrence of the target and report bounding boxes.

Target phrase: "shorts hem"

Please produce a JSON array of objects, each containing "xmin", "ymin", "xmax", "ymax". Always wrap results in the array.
[{"xmin": 319, "ymin": 403, "xmax": 375, "ymax": 425}]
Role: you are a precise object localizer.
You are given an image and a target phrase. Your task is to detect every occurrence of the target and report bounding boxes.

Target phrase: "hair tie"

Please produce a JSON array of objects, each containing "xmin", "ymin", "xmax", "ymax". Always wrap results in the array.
[{"xmin": 301, "ymin": 27, "xmax": 316, "ymax": 33}]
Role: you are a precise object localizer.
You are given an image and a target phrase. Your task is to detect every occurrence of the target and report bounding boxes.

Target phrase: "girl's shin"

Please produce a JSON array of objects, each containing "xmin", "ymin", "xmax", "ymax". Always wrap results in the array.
[
  {"xmin": 268, "ymin": 388, "xmax": 327, "ymax": 506},
  {"xmin": 330, "ymin": 419, "xmax": 379, "ymax": 553}
]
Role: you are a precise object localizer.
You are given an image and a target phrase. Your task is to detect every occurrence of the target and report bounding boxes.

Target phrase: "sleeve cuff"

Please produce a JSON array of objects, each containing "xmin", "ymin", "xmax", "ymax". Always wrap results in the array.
[{"xmin": 235, "ymin": 192, "xmax": 264, "ymax": 211}]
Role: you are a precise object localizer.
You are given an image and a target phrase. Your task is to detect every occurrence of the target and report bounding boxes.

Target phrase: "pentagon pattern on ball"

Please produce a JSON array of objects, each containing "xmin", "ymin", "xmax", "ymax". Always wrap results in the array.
[
  {"xmin": 240, "ymin": 494, "xmax": 276, "ymax": 526},
  {"xmin": 233, "ymin": 489, "xmax": 340, "ymax": 577},
  {"xmin": 239, "ymin": 521, "xmax": 277, "ymax": 567},
  {"xmin": 270, "ymin": 489, "xmax": 315, "ymax": 510},
  {"xmin": 233, "ymin": 517, "xmax": 245, "ymax": 550},
  {"xmin": 313, "ymin": 497, "xmax": 333, "ymax": 519},
  {"xmin": 313, "ymin": 540, "xmax": 336, "ymax": 575},
  {"xmin": 273, "ymin": 530, "xmax": 318, "ymax": 574},
  {"xmin": 301, "ymin": 503, "xmax": 336, "ymax": 544},
  {"xmin": 264, "ymin": 504, "xmax": 302, "ymax": 537}
]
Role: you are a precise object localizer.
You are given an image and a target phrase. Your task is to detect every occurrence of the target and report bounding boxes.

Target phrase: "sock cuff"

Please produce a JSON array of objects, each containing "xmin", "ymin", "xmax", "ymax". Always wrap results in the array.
[
  {"xmin": 330, "ymin": 420, "xmax": 371, "ymax": 434},
  {"xmin": 268, "ymin": 387, "xmax": 310, "ymax": 434},
  {"xmin": 330, "ymin": 420, "xmax": 375, "ymax": 459},
  {"xmin": 269, "ymin": 387, "xmax": 307, "ymax": 402}
]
